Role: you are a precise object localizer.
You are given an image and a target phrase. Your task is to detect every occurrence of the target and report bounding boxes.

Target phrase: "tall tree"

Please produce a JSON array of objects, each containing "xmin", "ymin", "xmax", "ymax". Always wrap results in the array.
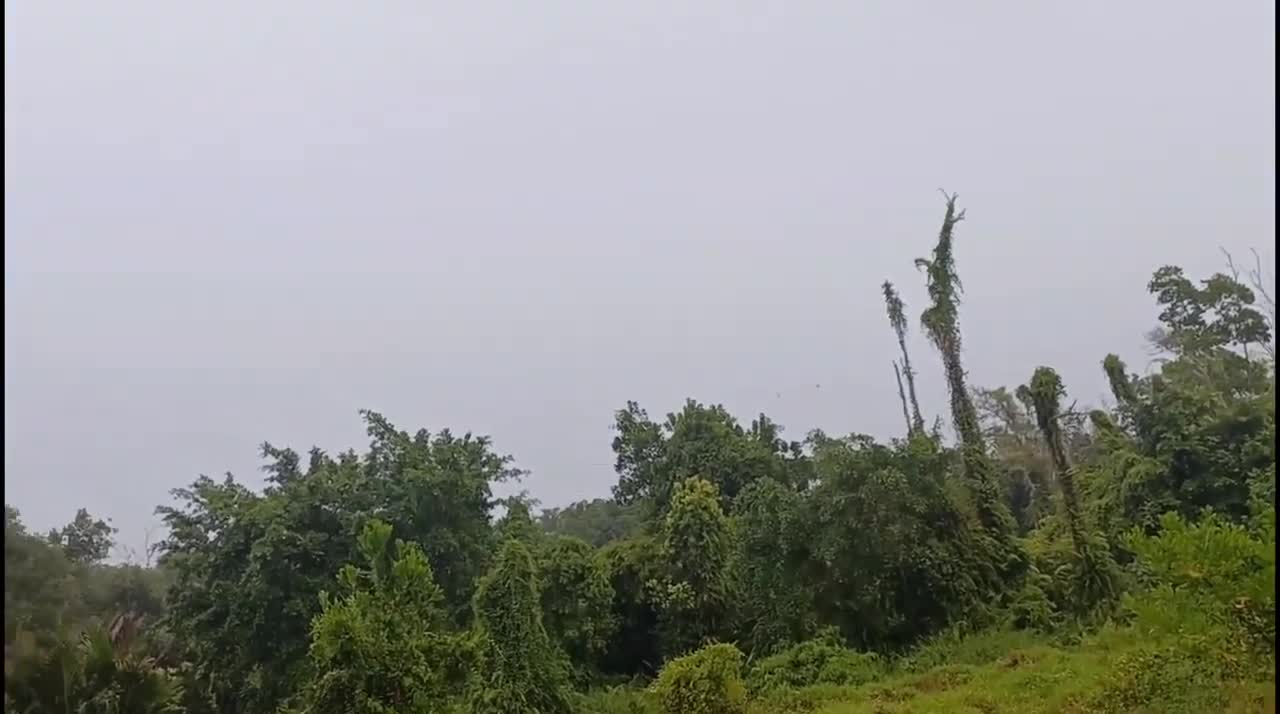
[
  {"xmin": 883, "ymin": 281, "xmax": 926, "ymax": 434},
  {"xmin": 892, "ymin": 362, "xmax": 914, "ymax": 437},
  {"xmin": 1022, "ymin": 368, "xmax": 1120, "ymax": 613},
  {"xmin": 1021, "ymin": 368, "xmax": 1085, "ymax": 555},
  {"xmin": 914, "ymin": 194, "xmax": 1020, "ymax": 556}
]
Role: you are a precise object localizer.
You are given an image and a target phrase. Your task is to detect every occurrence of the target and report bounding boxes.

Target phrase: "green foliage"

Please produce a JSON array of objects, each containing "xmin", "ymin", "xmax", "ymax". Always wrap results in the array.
[
  {"xmin": 48, "ymin": 508, "xmax": 117, "ymax": 565},
  {"xmin": 574, "ymin": 686, "xmax": 659, "ymax": 714},
  {"xmin": 747, "ymin": 629, "xmax": 885, "ymax": 695},
  {"xmin": 1083, "ymin": 638, "xmax": 1243, "ymax": 714},
  {"xmin": 804, "ymin": 435, "xmax": 1003, "ymax": 649},
  {"xmin": 470, "ymin": 539, "xmax": 573, "ymax": 714},
  {"xmin": 882, "ymin": 280, "xmax": 926, "ymax": 435},
  {"xmin": 730, "ymin": 479, "xmax": 815, "ymax": 656},
  {"xmin": 598, "ymin": 536, "xmax": 664, "ymax": 676},
  {"xmin": 898, "ymin": 626, "xmax": 1045, "ymax": 673},
  {"xmin": 611, "ymin": 400, "xmax": 807, "ymax": 512},
  {"xmin": 7, "ymin": 235, "xmax": 1277, "ymax": 712},
  {"xmin": 653, "ymin": 478, "xmax": 733, "ymax": 657},
  {"xmin": 1023, "ymin": 367, "xmax": 1123, "ymax": 616},
  {"xmin": 5, "ymin": 505, "xmax": 81, "ymax": 648},
  {"xmin": 4, "ymin": 505, "xmax": 169, "ymax": 674},
  {"xmin": 1147, "ymin": 265, "xmax": 1272, "ymax": 359},
  {"xmin": 292, "ymin": 520, "xmax": 472, "ymax": 714},
  {"xmin": 1122, "ymin": 510, "xmax": 1275, "ymax": 664},
  {"xmin": 912, "ymin": 194, "xmax": 1022, "ymax": 575},
  {"xmin": 535, "ymin": 535, "xmax": 617, "ymax": 677},
  {"xmin": 1086, "ymin": 267, "xmax": 1275, "ymax": 542},
  {"xmin": 155, "ymin": 412, "xmax": 518, "ymax": 712},
  {"xmin": 650, "ymin": 643, "xmax": 747, "ymax": 714},
  {"xmin": 539, "ymin": 498, "xmax": 648, "ymax": 547},
  {"xmin": 6, "ymin": 614, "xmax": 184, "ymax": 714}
]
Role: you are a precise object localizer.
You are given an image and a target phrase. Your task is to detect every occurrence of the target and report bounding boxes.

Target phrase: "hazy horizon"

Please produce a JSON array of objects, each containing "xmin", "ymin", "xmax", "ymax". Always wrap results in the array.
[{"xmin": 5, "ymin": 1, "xmax": 1274, "ymax": 557}]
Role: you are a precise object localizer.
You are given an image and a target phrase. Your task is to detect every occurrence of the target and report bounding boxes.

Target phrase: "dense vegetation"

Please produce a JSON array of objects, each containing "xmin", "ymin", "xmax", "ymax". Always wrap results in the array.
[{"xmin": 5, "ymin": 198, "xmax": 1275, "ymax": 712}]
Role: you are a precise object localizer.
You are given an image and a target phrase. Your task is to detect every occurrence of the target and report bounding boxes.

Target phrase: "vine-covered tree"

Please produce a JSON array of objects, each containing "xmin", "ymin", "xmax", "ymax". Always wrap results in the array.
[
  {"xmin": 470, "ymin": 539, "xmax": 573, "ymax": 714},
  {"xmin": 652, "ymin": 477, "xmax": 733, "ymax": 657},
  {"xmin": 882, "ymin": 280, "xmax": 926, "ymax": 435},
  {"xmin": 914, "ymin": 194, "xmax": 1023, "ymax": 580}
]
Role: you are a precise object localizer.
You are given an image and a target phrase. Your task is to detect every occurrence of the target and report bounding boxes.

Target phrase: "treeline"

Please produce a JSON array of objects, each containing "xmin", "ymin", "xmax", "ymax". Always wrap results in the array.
[{"xmin": 4, "ymin": 196, "xmax": 1275, "ymax": 713}]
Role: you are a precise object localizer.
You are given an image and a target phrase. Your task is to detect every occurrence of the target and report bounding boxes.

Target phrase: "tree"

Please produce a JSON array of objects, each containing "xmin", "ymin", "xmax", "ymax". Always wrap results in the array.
[
  {"xmin": 537, "ymin": 498, "xmax": 647, "ymax": 547},
  {"xmin": 882, "ymin": 280, "xmax": 926, "ymax": 435},
  {"xmin": 51, "ymin": 508, "xmax": 117, "ymax": 565},
  {"xmin": 534, "ymin": 536, "xmax": 616, "ymax": 678},
  {"xmin": 293, "ymin": 520, "xmax": 472, "ymax": 714},
  {"xmin": 1088, "ymin": 266, "xmax": 1275, "ymax": 536},
  {"xmin": 1022, "ymin": 368, "xmax": 1086, "ymax": 555},
  {"xmin": 5, "ymin": 506, "xmax": 80, "ymax": 649},
  {"xmin": 652, "ymin": 478, "xmax": 733, "ymax": 658},
  {"xmin": 611, "ymin": 400, "xmax": 805, "ymax": 513},
  {"xmin": 730, "ymin": 478, "xmax": 816, "ymax": 655},
  {"xmin": 1022, "ymin": 367, "xmax": 1120, "ymax": 613},
  {"xmin": 596, "ymin": 536, "xmax": 664, "ymax": 677},
  {"xmin": 914, "ymin": 193, "xmax": 1023, "ymax": 577},
  {"xmin": 804, "ymin": 433, "xmax": 1002, "ymax": 648},
  {"xmin": 156, "ymin": 411, "xmax": 520, "ymax": 714},
  {"xmin": 470, "ymin": 540, "xmax": 573, "ymax": 714},
  {"xmin": 1147, "ymin": 265, "xmax": 1271, "ymax": 362}
]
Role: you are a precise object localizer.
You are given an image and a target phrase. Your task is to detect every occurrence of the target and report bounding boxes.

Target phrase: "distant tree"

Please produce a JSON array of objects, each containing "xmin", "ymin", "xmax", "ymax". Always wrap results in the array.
[
  {"xmin": 611, "ymin": 400, "xmax": 806, "ymax": 513},
  {"xmin": 50, "ymin": 508, "xmax": 117, "ymax": 565},
  {"xmin": 537, "ymin": 498, "xmax": 647, "ymax": 547}
]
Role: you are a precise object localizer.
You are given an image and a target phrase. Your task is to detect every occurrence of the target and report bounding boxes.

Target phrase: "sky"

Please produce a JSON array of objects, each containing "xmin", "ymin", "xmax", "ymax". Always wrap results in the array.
[{"xmin": 4, "ymin": 1, "xmax": 1275, "ymax": 558}]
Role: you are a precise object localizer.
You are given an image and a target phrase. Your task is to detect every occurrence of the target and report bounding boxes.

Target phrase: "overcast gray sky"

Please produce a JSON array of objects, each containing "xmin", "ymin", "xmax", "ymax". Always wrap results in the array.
[{"xmin": 4, "ymin": 1, "xmax": 1274, "ymax": 555}]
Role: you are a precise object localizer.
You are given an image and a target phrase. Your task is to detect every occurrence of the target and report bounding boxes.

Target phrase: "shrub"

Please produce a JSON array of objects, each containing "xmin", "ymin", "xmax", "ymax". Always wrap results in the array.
[
  {"xmin": 747, "ymin": 629, "xmax": 884, "ymax": 695},
  {"xmin": 1082, "ymin": 638, "xmax": 1235, "ymax": 714},
  {"xmin": 1123, "ymin": 509, "xmax": 1275, "ymax": 667},
  {"xmin": 650, "ymin": 643, "xmax": 747, "ymax": 714}
]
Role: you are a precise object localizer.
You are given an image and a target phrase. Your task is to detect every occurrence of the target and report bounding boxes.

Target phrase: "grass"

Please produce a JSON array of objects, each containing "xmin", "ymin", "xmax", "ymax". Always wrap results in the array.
[
  {"xmin": 772, "ymin": 628, "xmax": 1274, "ymax": 714},
  {"xmin": 579, "ymin": 626, "xmax": 1276, "ymax": 714}
]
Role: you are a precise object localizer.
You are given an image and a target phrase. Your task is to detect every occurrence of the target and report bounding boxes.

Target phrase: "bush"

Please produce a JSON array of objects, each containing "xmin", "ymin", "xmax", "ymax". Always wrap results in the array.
[
  {"xmin": 747, "ymin": 629, "xmax": 884, "ymax": 695},
  {"xmin": 1123, "ymin": 509, "xmax": 1275, "ymax": 667},
  {"xmin": 650, "ymin": 643, "xmax": 747, "ymax": 714},
  {"xmin": 1082, "ymin": 638, "xmax": 1236, "ymax": 714}
]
